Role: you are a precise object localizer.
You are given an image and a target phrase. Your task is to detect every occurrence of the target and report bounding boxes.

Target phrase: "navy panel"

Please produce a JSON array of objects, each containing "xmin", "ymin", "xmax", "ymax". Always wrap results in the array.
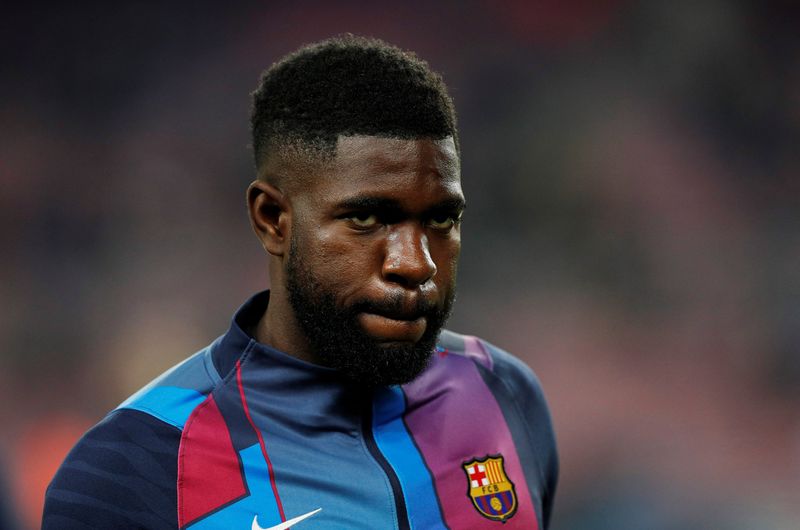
[
  {"xmin": 43, "ymin": 409, "xmax": 180, "ymax": 530},
  {"xmin": 475, "ymin": 343, "xmax": 559, "ymax": 529}
]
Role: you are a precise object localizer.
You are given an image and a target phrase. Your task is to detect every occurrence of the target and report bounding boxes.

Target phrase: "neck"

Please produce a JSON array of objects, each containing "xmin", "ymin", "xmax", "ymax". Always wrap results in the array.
[{"xmin": 255, "ymin": 284, "xmax": 319, "ymax": 365}]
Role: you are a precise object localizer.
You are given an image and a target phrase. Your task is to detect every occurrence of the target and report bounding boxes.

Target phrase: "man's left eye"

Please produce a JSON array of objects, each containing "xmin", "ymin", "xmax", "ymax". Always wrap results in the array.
[{"xmin": 428, "ymin": 215, "xmax": 457, "ymax": 230}]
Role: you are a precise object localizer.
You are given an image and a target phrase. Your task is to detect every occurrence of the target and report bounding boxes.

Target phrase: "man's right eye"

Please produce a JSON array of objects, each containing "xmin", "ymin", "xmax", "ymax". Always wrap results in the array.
[{"xmin": 347, "ymin": 213, "xmax": 378, "ymax": 228}]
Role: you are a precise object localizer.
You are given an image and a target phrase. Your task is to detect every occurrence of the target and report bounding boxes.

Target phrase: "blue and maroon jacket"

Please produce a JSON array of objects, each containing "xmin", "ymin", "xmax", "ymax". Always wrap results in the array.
[{"xmin": 43, "ymin": 291, "xmax": 558, "ymax": 529}]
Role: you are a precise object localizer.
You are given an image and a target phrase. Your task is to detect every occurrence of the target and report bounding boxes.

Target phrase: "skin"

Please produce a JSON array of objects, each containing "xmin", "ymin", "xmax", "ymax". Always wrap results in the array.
[{"xmin": 247, "ymin": 135, "xmax": 465, "ymax": 366}]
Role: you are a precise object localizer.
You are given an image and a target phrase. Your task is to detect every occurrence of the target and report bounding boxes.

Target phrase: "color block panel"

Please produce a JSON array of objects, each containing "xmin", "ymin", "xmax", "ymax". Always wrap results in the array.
[
  {"xmin": 372, "ymin": 386, "xmax": 447, "ymax": 530},
  {"xmin": 178, "ymin": 395, "xmax": 247, "ymax": 528},
  {"xmin": 402, "ymin": 354, "xmax": 539, "ymax": 529}
]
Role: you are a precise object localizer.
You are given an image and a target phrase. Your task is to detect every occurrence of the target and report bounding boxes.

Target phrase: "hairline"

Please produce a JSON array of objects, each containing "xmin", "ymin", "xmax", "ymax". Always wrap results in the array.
[{"xmin": 256, "ymin": 133, "xmax": 460, "ymax": 188}]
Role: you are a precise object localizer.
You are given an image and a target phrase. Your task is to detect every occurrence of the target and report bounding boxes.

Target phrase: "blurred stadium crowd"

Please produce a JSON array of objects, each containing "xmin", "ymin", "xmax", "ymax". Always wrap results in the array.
[{"xmin": 2, "ymin": 2, "xmax": 799, "ymax": 528}]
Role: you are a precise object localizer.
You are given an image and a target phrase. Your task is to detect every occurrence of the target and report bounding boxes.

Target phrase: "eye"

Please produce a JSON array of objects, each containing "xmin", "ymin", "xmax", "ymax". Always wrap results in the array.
[
  {"xmin": 428, "ymin": 214, "xmax": 459, "ymax": 230},
  {"xmin": 347, "ymin": 213, "xmax": 379, "ymax": 228}
]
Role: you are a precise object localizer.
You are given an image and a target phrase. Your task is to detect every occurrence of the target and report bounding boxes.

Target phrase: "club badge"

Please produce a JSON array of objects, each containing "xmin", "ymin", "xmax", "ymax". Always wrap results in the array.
[{"xmin": 463, "ymin": 454, "xmax": 518, "ymax": 522}]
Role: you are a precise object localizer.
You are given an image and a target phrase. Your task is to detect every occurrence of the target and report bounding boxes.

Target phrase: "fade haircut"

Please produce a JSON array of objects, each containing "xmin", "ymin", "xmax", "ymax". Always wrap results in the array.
[{"xmin": 250, "ymin": 34, "xmax": 458, "ymax": 173}]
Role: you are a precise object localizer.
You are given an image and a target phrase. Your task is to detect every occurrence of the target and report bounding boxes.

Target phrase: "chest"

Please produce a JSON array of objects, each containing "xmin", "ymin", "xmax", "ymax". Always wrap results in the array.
[{"xmin": 178, "ymin": 376, "xmax": 545, "ymax": 529}]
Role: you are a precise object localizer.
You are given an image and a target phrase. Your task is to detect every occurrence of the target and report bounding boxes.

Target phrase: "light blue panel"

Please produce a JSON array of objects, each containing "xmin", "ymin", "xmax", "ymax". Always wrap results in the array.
[
  {"xmin": 118, "ymin": 386, "xmax": 205, "ymax": 429},
  {"xmin": 372, "ymin": 386, "xmax": 447, "ymax": 530}
]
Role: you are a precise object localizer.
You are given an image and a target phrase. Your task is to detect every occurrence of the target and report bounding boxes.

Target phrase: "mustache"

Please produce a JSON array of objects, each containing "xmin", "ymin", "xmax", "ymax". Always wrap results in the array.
[{"xmin": 350, "ymin": 293, "xmax": 438, "ymax": 320}]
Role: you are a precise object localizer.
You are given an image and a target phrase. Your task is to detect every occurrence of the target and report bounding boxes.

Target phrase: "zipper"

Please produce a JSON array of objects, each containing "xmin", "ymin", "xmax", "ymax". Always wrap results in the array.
[{"xmin": 362, "ymin": 400, "xmax": 411, "ymax": 530}]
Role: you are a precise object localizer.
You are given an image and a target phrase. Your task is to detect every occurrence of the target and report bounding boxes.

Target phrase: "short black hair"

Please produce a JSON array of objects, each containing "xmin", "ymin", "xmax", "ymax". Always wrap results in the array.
[{"xmin": 250, "ymin": 34, "xmax": 458, "ymax": 170}]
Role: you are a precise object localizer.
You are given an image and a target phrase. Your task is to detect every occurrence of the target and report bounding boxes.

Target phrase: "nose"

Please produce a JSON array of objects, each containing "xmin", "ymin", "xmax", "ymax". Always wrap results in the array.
[{"xmin": 382, "ymin": 224, "xmax": 437, "ymax": 288}]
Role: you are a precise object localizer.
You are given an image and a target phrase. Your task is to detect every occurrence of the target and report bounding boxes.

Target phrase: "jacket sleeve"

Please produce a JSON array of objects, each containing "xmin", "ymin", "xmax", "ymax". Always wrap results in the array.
[{"xmin": 42, "ymin": 409, "xmax": 180, "ymax": 530}]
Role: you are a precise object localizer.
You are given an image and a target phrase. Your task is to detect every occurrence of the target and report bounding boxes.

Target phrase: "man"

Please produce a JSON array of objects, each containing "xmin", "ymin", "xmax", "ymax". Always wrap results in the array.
[{"xmin": 43, "ymin": 35, "xmax": 558, "ymax": 529}]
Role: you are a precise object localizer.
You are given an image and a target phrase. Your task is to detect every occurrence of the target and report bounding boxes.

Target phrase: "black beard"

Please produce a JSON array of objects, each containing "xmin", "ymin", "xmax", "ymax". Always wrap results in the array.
[{"xmin": 285, "ymin": 237, "xmax": 454, "ymax": 387}]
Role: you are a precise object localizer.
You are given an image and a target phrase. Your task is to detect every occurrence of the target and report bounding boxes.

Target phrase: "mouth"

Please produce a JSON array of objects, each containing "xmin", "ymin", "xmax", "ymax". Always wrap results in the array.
[{"xmin": 357, "ymin": 312, "xmax": 428, "ymax": 343}]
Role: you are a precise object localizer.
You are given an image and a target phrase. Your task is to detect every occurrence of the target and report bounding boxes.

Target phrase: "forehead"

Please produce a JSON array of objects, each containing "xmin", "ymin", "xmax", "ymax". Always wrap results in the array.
[{"xmin": 306, "ymin": 136, "xmax": 462, "ymax": 205}]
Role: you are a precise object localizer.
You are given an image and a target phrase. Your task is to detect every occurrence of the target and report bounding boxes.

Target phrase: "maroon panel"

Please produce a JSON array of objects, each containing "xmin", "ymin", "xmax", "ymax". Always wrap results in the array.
[{"xmin": 177, "ymin": 395, "xmax": 246, "ymax": 528}]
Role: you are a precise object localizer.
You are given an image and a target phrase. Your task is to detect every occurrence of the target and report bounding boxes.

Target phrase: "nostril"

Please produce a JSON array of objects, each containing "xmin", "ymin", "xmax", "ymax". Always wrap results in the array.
[{"xmin": 384, "ymin": 271, "xmax": 412, "ymax": 288}]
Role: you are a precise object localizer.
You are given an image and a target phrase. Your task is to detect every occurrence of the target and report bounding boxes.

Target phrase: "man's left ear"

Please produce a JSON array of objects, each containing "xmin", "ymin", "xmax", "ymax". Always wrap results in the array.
[{"xmin": 247, "ymin": 180, "xmax": 291, "ymax": 257}]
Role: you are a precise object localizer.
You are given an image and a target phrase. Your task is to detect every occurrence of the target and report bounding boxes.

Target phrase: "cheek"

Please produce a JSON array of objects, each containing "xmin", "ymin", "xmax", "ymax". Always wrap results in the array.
[
  {"xmin": 432, "ymin": 239, "xmax": 461, "ymax": 283},
  {"xmin": 312, "ymin": 228, "xmax": 383, "ymax": 279}
]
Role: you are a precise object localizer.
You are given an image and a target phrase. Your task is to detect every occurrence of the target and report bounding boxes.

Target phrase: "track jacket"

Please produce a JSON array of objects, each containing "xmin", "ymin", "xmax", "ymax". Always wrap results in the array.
[{"xmin": 43, "ymin": 291, "xmax": 558, "ymax": 529}]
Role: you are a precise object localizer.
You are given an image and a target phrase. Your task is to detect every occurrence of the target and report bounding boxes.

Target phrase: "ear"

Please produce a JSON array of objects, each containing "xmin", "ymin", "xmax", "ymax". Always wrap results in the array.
[{"xmin": 247, "ymin": 180, "xmax": 291, "ymax": 256}]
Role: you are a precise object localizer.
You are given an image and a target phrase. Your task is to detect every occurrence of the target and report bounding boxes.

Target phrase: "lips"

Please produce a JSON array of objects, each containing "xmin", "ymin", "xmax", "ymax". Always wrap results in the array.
[
  {"xmin": 352, "ymin": 291, "xmax": 436, "ymax": 343},
  {"xmin": 357, "ymin": 312, "xmax": 428, "ymax": 342}
]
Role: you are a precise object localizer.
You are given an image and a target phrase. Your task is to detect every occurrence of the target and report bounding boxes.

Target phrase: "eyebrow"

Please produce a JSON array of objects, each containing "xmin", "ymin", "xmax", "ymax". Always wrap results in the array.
[{"xmin": 335, "ymin": 195, "xmax": 467, "ymax": 216}]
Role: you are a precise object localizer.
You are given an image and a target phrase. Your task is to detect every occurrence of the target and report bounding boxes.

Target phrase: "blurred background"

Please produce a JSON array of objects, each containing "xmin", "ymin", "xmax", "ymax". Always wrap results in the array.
[{"xmin": 2, "ymin": 1, "xmax": 799, "ymax": 528}]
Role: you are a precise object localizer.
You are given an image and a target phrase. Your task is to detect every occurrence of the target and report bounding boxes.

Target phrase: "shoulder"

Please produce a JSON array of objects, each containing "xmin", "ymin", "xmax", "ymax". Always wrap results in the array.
[
  {"xmin": 43, "ymin": 343, "xmax": 226, "ymax": 529},
  {"xmin": 42, "ymin": 408, "xmax": 181, "ymax": 529},
  {"xmin": 437, "ymin": 328, "xmax": 547, "ymax": 400}
]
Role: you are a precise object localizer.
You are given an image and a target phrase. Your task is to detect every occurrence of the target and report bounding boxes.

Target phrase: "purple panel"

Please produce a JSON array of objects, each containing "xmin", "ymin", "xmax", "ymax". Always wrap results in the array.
[{"xmin": 402, "ymin": 353, "xmax": 538, "ymax": 529}]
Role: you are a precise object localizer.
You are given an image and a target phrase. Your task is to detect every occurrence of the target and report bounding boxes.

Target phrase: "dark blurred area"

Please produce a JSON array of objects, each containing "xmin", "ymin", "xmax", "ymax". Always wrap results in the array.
[{"xmin": 2, "ymin": 1, "xmax": 799, "ymax": 528}]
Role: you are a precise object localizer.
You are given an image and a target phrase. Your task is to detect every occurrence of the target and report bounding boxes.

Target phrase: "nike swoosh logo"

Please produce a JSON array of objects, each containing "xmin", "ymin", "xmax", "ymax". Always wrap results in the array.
[{"xmin": 252, "ymin": 508, "xmax": 322, "ymax": 530}]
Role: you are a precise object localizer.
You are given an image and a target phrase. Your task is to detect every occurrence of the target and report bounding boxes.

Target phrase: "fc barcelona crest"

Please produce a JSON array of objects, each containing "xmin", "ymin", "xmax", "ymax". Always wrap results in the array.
[{"xmin": 463, "ymin": 454, "xmax": 517, "ymax": 522}]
